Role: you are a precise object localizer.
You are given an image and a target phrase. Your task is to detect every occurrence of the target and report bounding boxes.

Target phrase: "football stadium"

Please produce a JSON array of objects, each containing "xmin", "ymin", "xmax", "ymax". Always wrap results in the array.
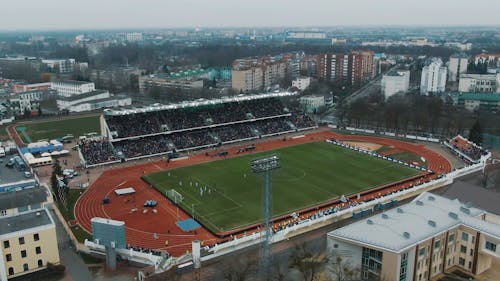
[{"xmin": 60, "ymin": 91, "xmax": 477, "ymax": 259}]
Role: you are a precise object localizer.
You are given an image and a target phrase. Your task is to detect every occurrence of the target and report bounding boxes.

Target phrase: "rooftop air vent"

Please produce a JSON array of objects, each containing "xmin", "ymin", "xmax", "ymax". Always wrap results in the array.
[
  {"xmin": 403, "ymin": 232, "xmax": 411, "ymax": 239},
  {"xmin": 460, "ymin": 206, "xmax": 471, "ymax": 215},
  {"xmin": 416, "ymin": 200, "xmax": 424, "ymax": 206},
  {"xmin": 367, "ymin": 219, "xmax": 374, "ymax": 225},
  {"xmin": 448, "ymin": 212, "xmax": 458, "ymax": 219},
  {"xmin": 428, "ymin": 196, "xmax": 435, "ymax": 201},
  {"xmin": 428, "ymin": 220, "xmax": 436, "ymax": 227},
  {"xmin": 382, "ymin": 214, "xmax": 389, "ymax": 219},
  {"xmin": 397, "ymin": 208, "xmax": 404, "ymax": 214}
]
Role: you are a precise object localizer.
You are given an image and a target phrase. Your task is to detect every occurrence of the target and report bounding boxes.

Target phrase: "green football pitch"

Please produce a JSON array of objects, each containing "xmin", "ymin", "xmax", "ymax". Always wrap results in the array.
[{"xmin": 144, "ymin": 141, "xmax": 420, "ymax": 233}]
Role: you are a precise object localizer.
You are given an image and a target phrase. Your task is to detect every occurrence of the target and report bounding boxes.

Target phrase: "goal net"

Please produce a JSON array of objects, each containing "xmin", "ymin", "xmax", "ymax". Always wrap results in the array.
[{"xmin": 166, "ymin": 189, "xmax": 184, "ymax": 204}]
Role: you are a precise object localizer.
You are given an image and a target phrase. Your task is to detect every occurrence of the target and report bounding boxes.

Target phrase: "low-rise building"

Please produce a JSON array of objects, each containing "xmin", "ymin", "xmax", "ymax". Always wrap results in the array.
[
  {"xmin": 41, "ymin": 59, "xmax": 75, "ymax": 73},
  {"xmin": 299, "ymin": 95, "xmax": 325, "ymax": 113},
  {"xmin": 381, "ymin": 70, "xmax": 410, "ymax": 98},
  {"xmin": 0, "ymin": 209, "xmax": 60, "ymax": 281},
  {"xmin": 458, "ymin": 73, "xmax": 499, "ymax": 93},
  {"xmin": 457, "ymin": 93, "xmax": 500, "ymax": 112},
  {"xmin": 12, "ymin": 83, "xmax": 51, "ymax": 93},
  {"xmin": 327, "ymin": 192, "xmax": 500, "ymax": 281},
  {"xmin": 51, "ymin": 81, "xmax": 95, "ymax": 97},
  {"xmin": 292, "ymin": 77, "xmax": 311, "ymax": 91},
  {"xmin": 139, "ymin": 73, "xmax": 204, "ymax": 94},
  {"xmin": 56, "ymin": 90, "xmax": 131, "ymax": 112}
]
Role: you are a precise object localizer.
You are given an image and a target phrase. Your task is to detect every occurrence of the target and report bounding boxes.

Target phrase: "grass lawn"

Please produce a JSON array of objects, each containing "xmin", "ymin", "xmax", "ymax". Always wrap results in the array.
[
  {"xmin": 18, "ymin": 115, "xmax": 100, "ymax": 143},
  {"xmin": 71, "ymin": 225, "xmax": 92, "ymax": 242},
  {"xmin": 57, "ymin": 189, "xmax": 84, "ymax": 221},
  {"xmin": 144, "ymin": 141, "xmax": 420, "ymax": 233}
]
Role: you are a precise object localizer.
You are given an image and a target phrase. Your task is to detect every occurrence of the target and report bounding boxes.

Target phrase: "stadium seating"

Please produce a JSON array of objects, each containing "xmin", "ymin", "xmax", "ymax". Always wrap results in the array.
[
  {"xmin": 82, "ymin": 97, "xmax": 317, "ymax": 165},
  {"xmin": 448, "ymin": 135, "xmax": 487, "ymax": 161},
  {"xmin": 80, "ymin": 138, "xmax": 118, "ymax": 165}
]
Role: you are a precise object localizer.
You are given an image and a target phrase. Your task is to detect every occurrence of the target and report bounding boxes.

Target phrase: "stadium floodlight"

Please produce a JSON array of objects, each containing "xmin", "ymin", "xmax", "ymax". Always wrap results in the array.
[
  {"xmin": 251, "ymin": 155, "xmax": 280, "ymax": 173},
  {"xmin": 251, "ymin": 155, "xmax": 280, "ymax": 277}
]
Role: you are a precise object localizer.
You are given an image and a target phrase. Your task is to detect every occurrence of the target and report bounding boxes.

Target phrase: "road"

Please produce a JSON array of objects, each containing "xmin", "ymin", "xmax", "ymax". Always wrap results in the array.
[{"xmin": 51, "ymin": 207, "xmax": 95, "ymax": 281}]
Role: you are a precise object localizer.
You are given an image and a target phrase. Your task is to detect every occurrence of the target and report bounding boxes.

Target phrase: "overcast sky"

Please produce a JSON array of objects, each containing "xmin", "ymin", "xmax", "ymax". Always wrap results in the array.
[{"xmin": 1, "ymin": 0, "xmax": 499, "ymax": 30}]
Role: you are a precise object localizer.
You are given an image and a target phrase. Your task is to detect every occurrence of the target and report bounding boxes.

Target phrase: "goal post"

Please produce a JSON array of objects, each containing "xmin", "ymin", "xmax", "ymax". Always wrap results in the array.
[{"xmin": 166, "ymin": 189, "xmax": 184, "ymax": 204}]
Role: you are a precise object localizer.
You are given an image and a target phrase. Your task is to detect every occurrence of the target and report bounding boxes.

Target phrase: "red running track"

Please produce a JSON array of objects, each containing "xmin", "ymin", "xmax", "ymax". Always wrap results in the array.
[{"xmin": 74, "ymin": 130, "xmax": 452, "ymax": 257}]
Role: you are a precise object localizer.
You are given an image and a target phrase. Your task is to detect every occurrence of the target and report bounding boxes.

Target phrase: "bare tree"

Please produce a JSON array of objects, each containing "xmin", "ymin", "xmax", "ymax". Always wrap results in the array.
[
  {"xmin": 289, "ymin": 243, "xmax": 328, "ymax": 281},
  {"xmin": 326, "ymin": 256, "xmax": 359, "ymax": 281},
  {"xmin": 220, "ymin": 256, "xmax": 257, "ymax": 281}
]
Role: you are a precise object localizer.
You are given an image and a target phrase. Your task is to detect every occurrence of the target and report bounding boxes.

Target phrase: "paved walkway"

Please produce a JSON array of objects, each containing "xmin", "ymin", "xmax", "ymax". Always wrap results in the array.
[{"xmin": 51, "ymin": 207, "xmax": 94, "ymax": 281}]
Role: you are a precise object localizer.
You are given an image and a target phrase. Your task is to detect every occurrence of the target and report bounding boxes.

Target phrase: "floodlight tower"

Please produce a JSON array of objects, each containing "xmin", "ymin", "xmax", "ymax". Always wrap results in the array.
[{"xmin": 251, "ymin": 155, "xmax": 280, "ymax": 276}]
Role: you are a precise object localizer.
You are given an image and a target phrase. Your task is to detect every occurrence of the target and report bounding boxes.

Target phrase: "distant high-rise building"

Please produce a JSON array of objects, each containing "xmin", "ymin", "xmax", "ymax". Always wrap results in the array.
[
  {"xmin": 316, "ymin": 51, "xmax": 375, "ymax": 86},
  {"xmin": 448, "ymin": 56, "xmax": 468, "ymax": 82},
  {"xmin": 126, "ymin": 32, "xmax": 143, "ymax": 42},
  {"xmin": 381, "ymin": 70, "xmax": 410, "ymax": 98},
  {"xmin": 420, "ymin": 58, "xmax": 447, "ymax": 95}
]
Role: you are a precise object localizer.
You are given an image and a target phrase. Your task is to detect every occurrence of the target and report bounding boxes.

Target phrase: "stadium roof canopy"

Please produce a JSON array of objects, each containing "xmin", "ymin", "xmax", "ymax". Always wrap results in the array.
[{"xmin": 103, "ymin": 91, "xmax": 297, "ymax": 116}]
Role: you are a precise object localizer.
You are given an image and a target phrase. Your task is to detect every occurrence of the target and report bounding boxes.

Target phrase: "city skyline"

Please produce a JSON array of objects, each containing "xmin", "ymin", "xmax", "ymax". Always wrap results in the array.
[{"xmin": 0, "ymin": 0, "xmax": 499, "ymax": 31}]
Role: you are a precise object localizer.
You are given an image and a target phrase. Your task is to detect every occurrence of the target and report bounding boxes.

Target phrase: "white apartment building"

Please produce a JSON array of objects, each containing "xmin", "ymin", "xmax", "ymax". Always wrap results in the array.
[
  {"xmin": 381, "ymin": 70, "xmax": 410, "ymax": 98},
  {"xmin": 458, "ymin": 73, "xmax": 499, "ymax": 93},
  {"xmin": 292, "ymin": 77, "xmax": 311, "ymax": 91},
  {"xmin": 420, "ymin": 59, "xmax": 447, "ymax": 95},
  {"xmin": 327, "ymin": 192, "xmax": 500, "ymax": 281},
  {"xmin": 51, "ymin": 81, "xmax": 95, "ymax": 97},
  {"xmin": 448, "ymin": 56, "xmax": 469, "ymax": 82},
  {"xmin": 41, "ymin": 59, "xmax": 75, "ymax": 73}
]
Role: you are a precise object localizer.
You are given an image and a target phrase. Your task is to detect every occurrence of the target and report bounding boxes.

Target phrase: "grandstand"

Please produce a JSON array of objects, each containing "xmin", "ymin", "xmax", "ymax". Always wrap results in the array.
[
  {"xmin": 445, "ymin": 135, "xmax": 488, "ymax": 163},
  {"xmin": 80, "ymin": 92, "xmax": 317, "ymax": 166}
]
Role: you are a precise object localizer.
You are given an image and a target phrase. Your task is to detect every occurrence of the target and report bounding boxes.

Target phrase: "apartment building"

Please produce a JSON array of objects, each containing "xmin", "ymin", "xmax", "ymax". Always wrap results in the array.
[
  {"xmin": 458, "ymin": 73, "xmax": 499, "ymax": 93},
  {"xmin": 41, "ymin": 59, "xmax": 75, "ymax": 74},
  {"xmin": 327, "ymin": 192, "xmax": 500, "ymax": 281},
  {"xmin": 231, "ymin": 54, "xmax": 301, "ymax": 92},
  {"xmin": 448, "ymin": 56, "xmax": 468, "ymax": 82},
  {"xmin": 316, "ymin": 51, "xmax": 375, "ymax": 85},
  {"xmin": 139, "ymin": 73, "xmax": 204, "ymax": 94},
  {"xmin": 420, "ymin": 58, "xmax": 447, "ymax": 95},
  {"xmin": 381, "ymin": 70, "xmax": 410, "ymax": 98}
]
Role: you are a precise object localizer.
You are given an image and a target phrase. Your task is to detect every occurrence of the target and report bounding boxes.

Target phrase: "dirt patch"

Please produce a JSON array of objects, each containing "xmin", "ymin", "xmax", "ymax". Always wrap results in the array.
[{"xmin": 343, "ymin": 141, "xmax": 382, "ymax": 152}]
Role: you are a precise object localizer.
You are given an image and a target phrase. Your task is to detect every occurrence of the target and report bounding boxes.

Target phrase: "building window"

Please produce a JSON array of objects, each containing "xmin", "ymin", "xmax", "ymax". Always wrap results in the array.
[
  {"xmin": 23, "ymin": 263, "xmax": 29, "ymax": 272},
  {"xmin": 3, "ymin": 240, "xmax": 10, "ymax": 248},
  {"xmin": 36, "ymin": 246, "xmax": 41, "ymax": 254},
  {"xmin": 470, "ymin": 249, "xmax": 474, "ymax": 256},
  {"xmin": 8, "ymin": 267, "xmax": 14, "ymax": 275},
  {"xmin": 468, "ymin": 261, "xmax": 472, "ymax": 269},
  {"xmin": 19, "ymin": 237, "xmax": 25, "ymax": 245},
  {"xmin": 21, "ymin": 250, "xmax": 27, "ymax": 258},
  {"xmin": 6, "ymin": 253, "xmax": 12, "ymax": 262},
  {"xmin": 459, "ymin": 258, "xmax": 465, "ymax": 266},
  {"xmin": 462, "ymin": 232, "xmax": 469, "ymax": 242},
  {"xmin": 34, "ymin": 233, "xmax": 40, "ymax": 241},
  {"xmin": 38, "ymin": 259, "xmax": 43, "ymax": 268},
  {"xmin": 419, "ymin": 248, "xmax": 426, "ymax": 256},
  {"xmin": 485, "ymin": 241, "xmax": 497, "ymax": 252},
  {"xmin": 0, "ymin": 209, "xmax": 6, "ymax": 216},
  {"xmin": 460, "ymin": 245, "xmax": 467, "ymax": 254},
  {"xmin": 434, "ymin": 240, "xmax": 441, "ymax": 249}
]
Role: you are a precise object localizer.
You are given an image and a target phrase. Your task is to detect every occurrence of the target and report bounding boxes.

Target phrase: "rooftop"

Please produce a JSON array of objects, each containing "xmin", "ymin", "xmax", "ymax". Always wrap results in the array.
[
  {"xmin": 52, "ymin": 80, "xmax": 94, "ymax": 86},
  {"xmin": 0, "ymin": 187, "xmax": 47, "ymax": 210},
  {"xmin": 328, "ymin": 192, "xmax": 500, "ymax": 253},
  {"xmin": 0, "ymin": 208, "xmax": 53, "ymax": 236},
  {"xmin": 57, "ymin": 90, "xmax": 109, "ymax": 102},
  {"xmin": 0, "ymin": 155, "xmax": 37, "ymax": 186},
  {"xmin": 104, "ymin": 90, "xmax": 296, "ymax": 116},
  {"xmin": 458, "ymin": 93, "xmax": 500, "ymax": 102},
  {"xmin": 434, "ymin": 173, "xmax": 500, "ymax": 215}
]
